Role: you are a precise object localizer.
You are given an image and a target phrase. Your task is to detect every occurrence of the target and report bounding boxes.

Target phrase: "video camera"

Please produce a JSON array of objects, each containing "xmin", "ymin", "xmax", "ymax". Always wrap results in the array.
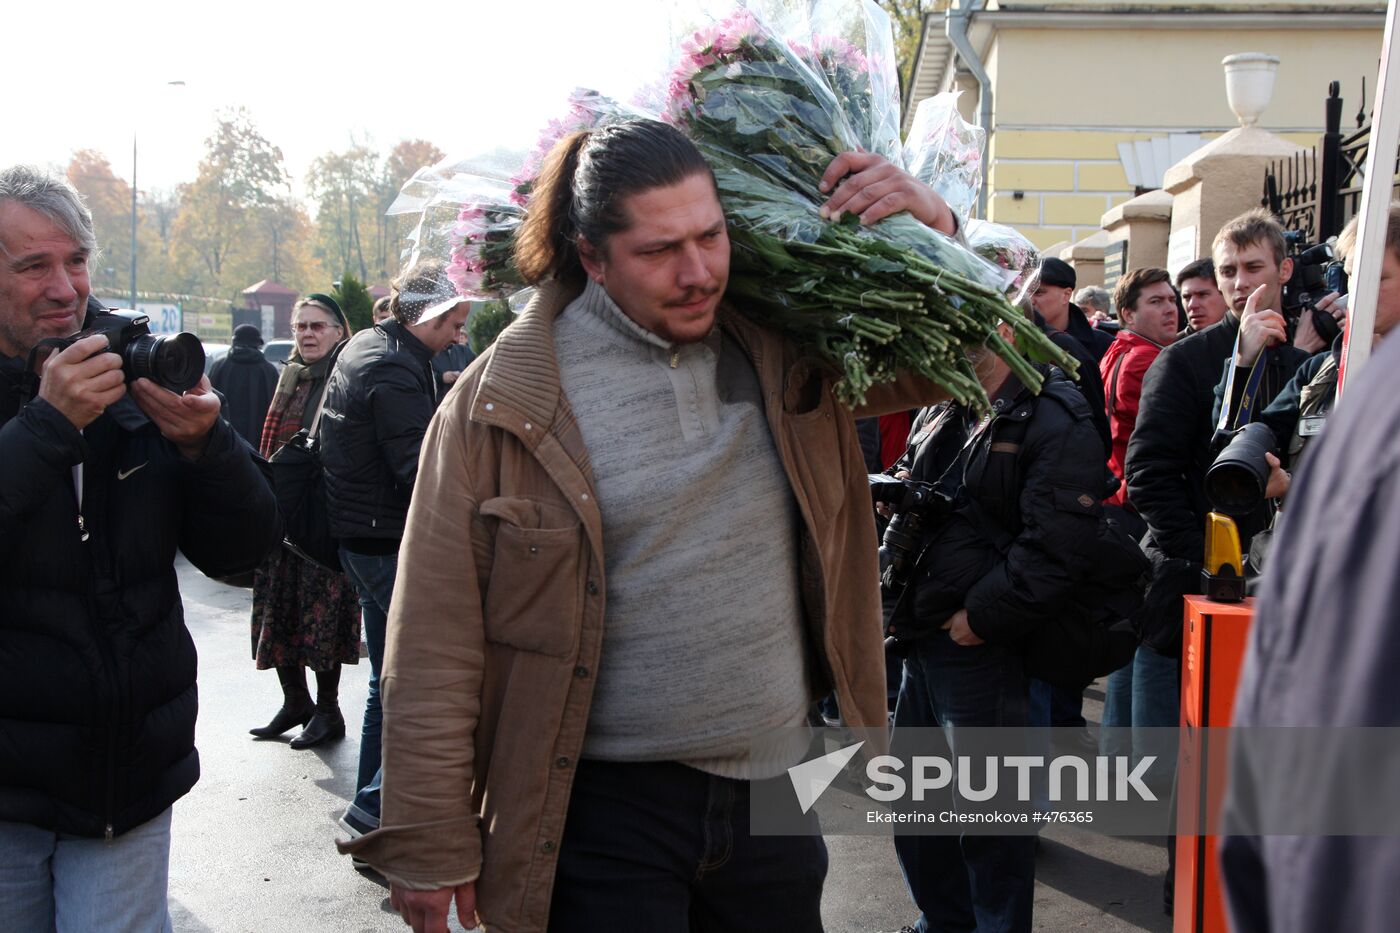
[
  {"xmin": 28, "ymin": 310, "xmax": 204, "ymax": 395},
  {"xmin": 1281, "ymin": 230, "xmax": 1347, "ymax": 345},
  {"xmin": 868, "ymin": 474, "xmax": 958, "ymax": 596}
]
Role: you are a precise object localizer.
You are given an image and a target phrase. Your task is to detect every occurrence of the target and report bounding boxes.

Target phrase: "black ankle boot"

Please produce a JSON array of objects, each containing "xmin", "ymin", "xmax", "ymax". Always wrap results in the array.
[
  {"xmin": 289, "ymin": 706, "xmax": 345, "ymax": 749},
  {"xmin": 250, "ymin": 666, "xmax": 314, "ymax": 737},
  {"xmin": 289, "ymin": 666, "xmax": 345, "ymax": 749}
]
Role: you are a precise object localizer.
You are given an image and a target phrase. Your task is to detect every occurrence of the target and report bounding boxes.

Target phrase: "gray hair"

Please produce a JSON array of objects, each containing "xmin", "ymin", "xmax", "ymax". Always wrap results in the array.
[
  {"xmin": 1074, "ymin": 285, "xmax": 1112, "ymax": 317},
  {"xmin": 0, "ymin": 165, "xmax": 98, "ymax": 260}
]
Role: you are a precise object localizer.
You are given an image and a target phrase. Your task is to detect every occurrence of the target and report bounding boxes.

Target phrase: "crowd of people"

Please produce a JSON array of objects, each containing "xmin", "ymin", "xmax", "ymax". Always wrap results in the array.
[{"xmin": 1, "ymin": 114, "xmax": 1396, "ymax": 933}]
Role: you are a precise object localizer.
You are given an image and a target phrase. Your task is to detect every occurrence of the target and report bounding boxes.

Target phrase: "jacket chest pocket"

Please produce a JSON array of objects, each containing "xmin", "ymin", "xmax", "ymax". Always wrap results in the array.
[
  {"xmin": 784, "ymin": 383, "xmax": 846, "ymax": 525},
  {"xmin": 480, "ymin": 497, "xmax": 584, "ymax": 658}
]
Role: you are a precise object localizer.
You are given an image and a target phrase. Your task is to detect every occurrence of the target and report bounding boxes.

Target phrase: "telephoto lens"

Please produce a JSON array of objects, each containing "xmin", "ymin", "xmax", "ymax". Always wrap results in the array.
[
  {"xmin": 1205, "ymin": 422, "xmax": 1278, "ymax": 516},
  {"xmin": 123, "ymin": 332, "xmax": 204, "ymax": 394}
]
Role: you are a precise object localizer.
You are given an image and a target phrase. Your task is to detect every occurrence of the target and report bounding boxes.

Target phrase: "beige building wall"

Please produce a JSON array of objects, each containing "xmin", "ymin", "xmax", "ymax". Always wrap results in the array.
[{"xmin": 967, "ymin": 19, "xmax": 1382, "ymax": 250}]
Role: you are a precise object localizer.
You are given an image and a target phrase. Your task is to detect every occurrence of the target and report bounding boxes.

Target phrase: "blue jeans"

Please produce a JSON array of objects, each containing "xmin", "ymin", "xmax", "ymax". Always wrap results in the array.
[
  {"xmin": 339, "ymin": 547, "xmax": 398, "ymax": 828},
  {"xmin": 1027, "ymin": 679, "xmax": 1085, "ymax": 729},
  {"xmin": 0, "ymin": 808, "xmax": 174, "ymax": 933},
  {"xmin": 1100, "ymin": 645, "xmax": 1180, "ymax": 775},
  {"xmin": 891, "ymin": 632, "xmax": 1036, "ymax": 933},
  {"xmin": 1101, "ymin": 660, "xmax": 1135, "ymax": 758},
  {"xmin": 549, "ymin": 759, "xmax": 827, "ymax": 931}
]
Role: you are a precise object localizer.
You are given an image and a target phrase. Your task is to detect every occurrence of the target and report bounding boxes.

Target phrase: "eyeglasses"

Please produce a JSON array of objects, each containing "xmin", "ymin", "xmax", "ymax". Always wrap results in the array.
[{"xmin": 292, "ymin": 321, "xmax": 340, "ymax": 334}]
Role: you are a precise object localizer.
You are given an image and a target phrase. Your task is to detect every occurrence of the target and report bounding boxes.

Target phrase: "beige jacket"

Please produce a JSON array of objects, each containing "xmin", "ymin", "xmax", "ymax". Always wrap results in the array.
[{"xmin": 341, "ymin": 280, "xmax": 945, "ymax": 931}]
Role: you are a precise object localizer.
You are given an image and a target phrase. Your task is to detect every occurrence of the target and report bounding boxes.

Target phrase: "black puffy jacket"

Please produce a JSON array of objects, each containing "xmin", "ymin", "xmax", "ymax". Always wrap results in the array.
[
  {"xmin": 1125, "ymin": 313, "xmax": 1309, "ymax": 563},
  {"xmin": 208, "ymin": 343, "xmax": 277, "ymax": 446},
  {"xmin": 0, "ymin": 326, "xmax": 279, "ymax": 838},
  {"xmin": 320, "ymin": 321, "xmax": 436, "ymax": 542},
  {"xmin": 898, "ymin": 368, "xmax": 1108, "ymax": 645}
]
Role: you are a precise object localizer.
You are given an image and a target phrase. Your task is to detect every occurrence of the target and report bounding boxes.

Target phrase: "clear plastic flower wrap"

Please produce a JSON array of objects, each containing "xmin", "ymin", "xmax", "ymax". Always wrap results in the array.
[
  {"xmin": 901, "ymin": 90, "xmax": 985, "ymax": 222},
  {"xmin": 965, "ymin": 218, "xmax": 1042, "ymax": 303}
]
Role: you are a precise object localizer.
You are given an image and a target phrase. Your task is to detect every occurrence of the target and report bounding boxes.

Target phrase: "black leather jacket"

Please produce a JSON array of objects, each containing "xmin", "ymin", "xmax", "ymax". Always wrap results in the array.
[
  {"xmin": 320, "ymin": 321, "xmax": 436, "ymax": 542},
  {"xmin": 896, "ymin": 368, "xmax": 1108, "ymax": 644}
]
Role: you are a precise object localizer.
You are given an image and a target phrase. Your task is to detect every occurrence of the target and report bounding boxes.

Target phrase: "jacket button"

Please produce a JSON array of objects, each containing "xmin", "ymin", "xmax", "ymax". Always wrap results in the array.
[
  {"xmin": 586, "ymin": 581, "xmax": 599, "ymax": 596},
  {"xmin": 529, "ymin": 545, "xmax": 539, "ymax": 555},
  {"xmin": 542, "ymin": 840, "xmax": 555, "ymax": 853},
  {"xmin": 556, "ymin": 756, "xmax": 570, "ymax": 769},
  {"xmin": 574, "ymin": 666, "xmax": 589, "ymax": 678}
]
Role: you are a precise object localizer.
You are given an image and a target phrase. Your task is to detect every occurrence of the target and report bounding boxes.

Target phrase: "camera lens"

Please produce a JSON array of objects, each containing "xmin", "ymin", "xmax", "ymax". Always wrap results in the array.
[
  {"xmin": 1205, "ymin": 422, "xmax": 1277, "ymax": 516},
  {"xmin": 124, "ymin": 332, "xmax": 204, "ymax": 394}
]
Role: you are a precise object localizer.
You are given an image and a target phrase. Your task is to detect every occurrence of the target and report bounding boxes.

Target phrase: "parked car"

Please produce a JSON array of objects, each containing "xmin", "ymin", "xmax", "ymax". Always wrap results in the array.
[
  {"xmin": 263, "ymin": 339, "xmax": 295, "ymax": 368},
  {"xmin": 202, "ymin": 342, "xmax": 230, "ymax": 374}
]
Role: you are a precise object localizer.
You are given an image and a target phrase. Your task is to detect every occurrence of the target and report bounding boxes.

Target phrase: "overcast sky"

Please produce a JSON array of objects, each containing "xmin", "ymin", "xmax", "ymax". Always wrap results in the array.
[{"xmin": 8, "ymin": 0, "xmax": 692, "ymax": 197}]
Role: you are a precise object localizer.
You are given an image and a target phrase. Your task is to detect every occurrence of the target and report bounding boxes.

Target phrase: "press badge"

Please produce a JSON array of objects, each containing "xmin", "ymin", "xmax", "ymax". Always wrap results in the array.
[{"xmin": 1297, "ymin": 413, "xmax": 1328, "ymax": 437}]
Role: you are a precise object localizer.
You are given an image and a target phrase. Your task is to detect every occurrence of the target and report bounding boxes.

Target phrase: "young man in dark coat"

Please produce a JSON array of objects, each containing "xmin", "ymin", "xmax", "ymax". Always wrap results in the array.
[
  {"xmin": 0, "ymin": 166, "xmax": 279, "ymax": 929},
  {"xmin": 208, "ymin": 323, "xmax": 278, "ymax": 445},
  {"xmin": 887, "ymin": 320, "xmax": 1108, "ymax": 933},
  {"xmin": 1125, "ymin": 210, "xmax": 1319, "ymax": 654},
  {"xmin": 319, "ymin": 263, "xmax": 472, "ymax": 848}
]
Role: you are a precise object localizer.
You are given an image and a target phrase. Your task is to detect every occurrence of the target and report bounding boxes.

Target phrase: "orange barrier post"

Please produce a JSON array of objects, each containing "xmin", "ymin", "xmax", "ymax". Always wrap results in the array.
[{"xmin": 1174, "ymin": 595, "xmax": 1254, "ymax": 932}]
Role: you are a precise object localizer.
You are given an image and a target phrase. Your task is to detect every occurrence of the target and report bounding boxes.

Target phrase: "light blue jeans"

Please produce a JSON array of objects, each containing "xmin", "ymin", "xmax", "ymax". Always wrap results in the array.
[
  {"xmin": 0, "ymin": 808, "xmax": 174, "ymax": 933},
  {"xmin": 1100, "ymin": 644, "xmax": 1180, "ymax": 793}
]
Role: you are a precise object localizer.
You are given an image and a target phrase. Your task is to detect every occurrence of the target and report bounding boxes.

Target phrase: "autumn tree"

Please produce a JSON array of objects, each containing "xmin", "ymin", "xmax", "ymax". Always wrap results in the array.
[
  {"xmin": 307, "ymin": 145, "xmax": 378, "ymax": 284},
  {"xmin": 171, "ymin": 108, "xmax": 291, "ymax": 299},
  {"xmin": 307, "ymin": 139, "xmax": 444, "ymax": 288},
  {"xmin": 65, "ymin": 150, "xmax": 133, "ymax": 298}
]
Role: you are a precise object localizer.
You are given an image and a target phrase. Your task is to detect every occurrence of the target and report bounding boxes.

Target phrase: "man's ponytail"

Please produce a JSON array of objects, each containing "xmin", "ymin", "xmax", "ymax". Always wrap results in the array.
[{"xmin": 515, "ymin": 130, "xmax": 592, "ymax": 287}]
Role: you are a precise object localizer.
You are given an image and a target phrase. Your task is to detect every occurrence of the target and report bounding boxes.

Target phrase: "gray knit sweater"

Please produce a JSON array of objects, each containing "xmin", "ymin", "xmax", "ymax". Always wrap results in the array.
[{"xmin": 555, "ymin": 280, "xmax": 811, "ymax": 780}]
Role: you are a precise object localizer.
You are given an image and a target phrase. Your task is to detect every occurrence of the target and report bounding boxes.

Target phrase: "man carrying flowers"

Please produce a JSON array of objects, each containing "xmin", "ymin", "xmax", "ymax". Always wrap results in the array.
[{"xmin": 341, "ymin": 119, "xmax": 960, "ymax": 933}]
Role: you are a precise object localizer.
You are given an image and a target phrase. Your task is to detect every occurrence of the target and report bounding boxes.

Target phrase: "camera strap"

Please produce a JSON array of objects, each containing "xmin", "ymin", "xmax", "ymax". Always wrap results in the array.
[{"xmin": 1217, "ymin": 328, "xmax": 1270, "ymax": 433}]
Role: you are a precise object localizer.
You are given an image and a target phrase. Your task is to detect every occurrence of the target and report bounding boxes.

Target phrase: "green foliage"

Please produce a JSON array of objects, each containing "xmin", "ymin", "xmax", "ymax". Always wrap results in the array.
[
  {"xmin": 467, "ymin": 300, "xmax": 513, "ymax": 354},
  {"xmin": 333, "ymin": 273, "xmax": 375, "ymax": 334}
]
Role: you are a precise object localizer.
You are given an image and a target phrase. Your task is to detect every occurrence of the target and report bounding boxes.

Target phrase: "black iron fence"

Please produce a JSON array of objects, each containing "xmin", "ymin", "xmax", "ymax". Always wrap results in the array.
[{"xmin": 1264, "ymin": 81, "xmax": 1399, "ymax": 243}]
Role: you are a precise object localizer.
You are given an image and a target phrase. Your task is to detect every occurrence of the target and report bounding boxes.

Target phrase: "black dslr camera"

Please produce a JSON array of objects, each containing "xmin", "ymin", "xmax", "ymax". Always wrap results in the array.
[
  {"xmin": 31, "ymin": 310, "xmax": 204, "ymax": 395},
  {"xmin": 868, "ymin": 474, "xmax": 957, "ymax": 595},
  {"xmin": 1281, "ymin": 231, "xmax": 1347, "ymax": 346}
]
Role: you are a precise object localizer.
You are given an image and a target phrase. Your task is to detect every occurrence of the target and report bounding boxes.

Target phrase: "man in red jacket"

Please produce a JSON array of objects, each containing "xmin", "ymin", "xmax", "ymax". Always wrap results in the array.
[{"xmin": 1100, "ymin": 267, "xmax": 1178, "ymax": 509}]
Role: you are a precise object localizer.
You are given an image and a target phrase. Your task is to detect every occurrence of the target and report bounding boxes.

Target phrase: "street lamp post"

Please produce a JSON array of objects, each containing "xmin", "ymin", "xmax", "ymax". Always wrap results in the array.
[{"xmin": 131, "ymin": 80, "xmax": 186, "ymax": 312}]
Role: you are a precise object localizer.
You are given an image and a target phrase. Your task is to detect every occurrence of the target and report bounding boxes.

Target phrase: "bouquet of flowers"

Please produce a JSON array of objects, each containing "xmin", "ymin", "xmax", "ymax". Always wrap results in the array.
[
  {"xmin": 657, "ymin": 4, "xmax": 1067, "ymax": 406},
  {"xmin": 902, "ymin": 91, "xmax": 985, "ymax": 222},
  {"xmin": 391, "ymin": 0, "xmax": 1069, "ymax": 408}
]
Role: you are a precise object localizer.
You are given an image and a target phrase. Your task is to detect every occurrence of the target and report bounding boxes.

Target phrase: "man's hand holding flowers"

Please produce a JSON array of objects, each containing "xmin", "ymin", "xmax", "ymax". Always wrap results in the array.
[{"xmin": 818, "ymin": 151, "xmax": 957, "ymax": 235}]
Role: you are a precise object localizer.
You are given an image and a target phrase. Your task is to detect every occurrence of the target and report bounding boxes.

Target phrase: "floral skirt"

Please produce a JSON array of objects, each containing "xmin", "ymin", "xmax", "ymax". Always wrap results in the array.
[{"xmin": 251, "ymin": 545, "xmax": 362, "ymax": 671}]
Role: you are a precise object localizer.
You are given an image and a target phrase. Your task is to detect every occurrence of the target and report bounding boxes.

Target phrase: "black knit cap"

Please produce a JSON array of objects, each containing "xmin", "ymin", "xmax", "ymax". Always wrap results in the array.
[
  {"xmin": 303, "ymin": 292, "xmax": 349, "ymax": 331},
  {"xmin": 232, "ymin": 324, "xmax": 263, "ymax": 347}
]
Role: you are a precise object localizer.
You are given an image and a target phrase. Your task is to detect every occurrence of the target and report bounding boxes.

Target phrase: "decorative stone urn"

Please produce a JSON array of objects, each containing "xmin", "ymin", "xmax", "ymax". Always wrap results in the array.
[{"xmin": 1222, "ymin": 53, "xmax": 1281, "ymax": 127}]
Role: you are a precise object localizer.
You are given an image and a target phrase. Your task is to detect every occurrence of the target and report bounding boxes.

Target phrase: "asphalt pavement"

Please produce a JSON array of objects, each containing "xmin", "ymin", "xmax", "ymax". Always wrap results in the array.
[{"xmin": 168, "ymin": 558, "xmax": 1171, "ymax": 932}]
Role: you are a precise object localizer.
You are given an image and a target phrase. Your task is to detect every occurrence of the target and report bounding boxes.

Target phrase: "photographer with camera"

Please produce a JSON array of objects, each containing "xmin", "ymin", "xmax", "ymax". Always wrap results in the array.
[
  {"xmin": 0, "ymin": 166, "xmax": 279, "ymax": 930},
  {"xmin": 1127, "ymin": 211, "xmax": 1314, "ymax": 650},
  {"xmin": 1216, "ymin": 205, "xmax": 1400, "ymax": 509},
  {"xmin": 884, "ymin": 320, "xmax": 1108, "ymax": 933}
]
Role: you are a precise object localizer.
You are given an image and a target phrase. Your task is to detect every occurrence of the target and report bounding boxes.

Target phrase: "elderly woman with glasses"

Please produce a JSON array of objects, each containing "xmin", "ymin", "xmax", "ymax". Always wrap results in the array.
[{"xmin": 247, "ymin": 294, "xmax": 363, "ymax": 749}]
